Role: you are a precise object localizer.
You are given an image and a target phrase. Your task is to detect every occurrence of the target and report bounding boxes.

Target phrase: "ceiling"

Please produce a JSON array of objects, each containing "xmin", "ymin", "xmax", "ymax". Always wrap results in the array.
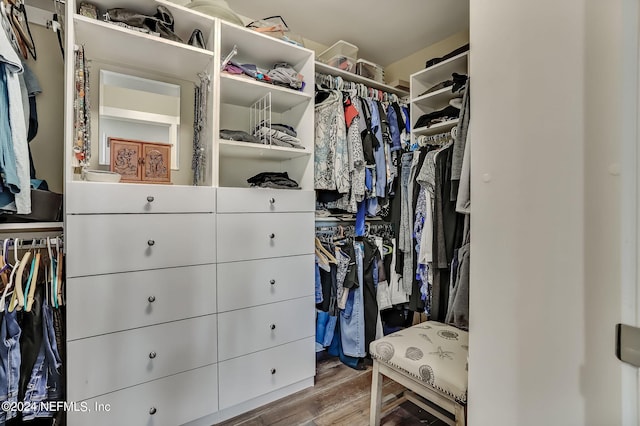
[{"xmin": 216, "ymin": 0, "xmax": 469, "ymax": 66}]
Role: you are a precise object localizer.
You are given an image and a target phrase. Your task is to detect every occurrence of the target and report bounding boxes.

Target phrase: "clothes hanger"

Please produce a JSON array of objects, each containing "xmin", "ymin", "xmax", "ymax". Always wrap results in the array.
[
  {"xmin": 55, "ymin": 237, "xmax": 64, "ymax": 307},
  {"xmin": 2, "ymin": 238, "xmax": 21, "ymax": 312},
  {"xmin": 9, "ymin": 238, "xmax": 30, "ymax": 311},
  {"xmin": 10, "ymin": 1, "xmax": 36, "ymax": 60},
  {"xmin": 25, "ymin": 241, "xmax": 41, "ymax": 312},
  {"xmin": 315, "ymin": 237, "xmax": 337, "ymax": 263}
]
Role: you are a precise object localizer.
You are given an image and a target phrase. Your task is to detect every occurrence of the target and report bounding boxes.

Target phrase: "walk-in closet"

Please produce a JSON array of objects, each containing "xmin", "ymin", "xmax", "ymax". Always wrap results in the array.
[{"xmin": 0, "ymin": 0, "xmax": 636, "ymax": 425}]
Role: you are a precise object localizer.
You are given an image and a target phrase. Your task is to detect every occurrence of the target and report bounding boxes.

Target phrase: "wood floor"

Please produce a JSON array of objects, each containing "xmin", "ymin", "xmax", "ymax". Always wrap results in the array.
[{"xmin": 216, "ymin": 355, "xmax": 447, "ymax": 426}]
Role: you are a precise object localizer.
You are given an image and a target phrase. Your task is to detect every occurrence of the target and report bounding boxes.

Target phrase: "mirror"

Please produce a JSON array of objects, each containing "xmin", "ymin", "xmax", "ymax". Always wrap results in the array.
[{"xmin": 99, "ymin": 70, "xmax": 180, "ymax": 170}]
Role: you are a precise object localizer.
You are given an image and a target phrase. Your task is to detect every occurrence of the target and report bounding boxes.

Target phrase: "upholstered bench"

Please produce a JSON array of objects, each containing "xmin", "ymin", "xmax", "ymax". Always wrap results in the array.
[{"xmin": 369, "ymin": 321, "xmax": 468, "ymax": 426}]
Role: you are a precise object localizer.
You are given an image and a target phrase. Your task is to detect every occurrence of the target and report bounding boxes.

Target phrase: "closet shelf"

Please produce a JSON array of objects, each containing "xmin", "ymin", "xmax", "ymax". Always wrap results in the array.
[
  {"xmin": 73, "ymin": 14, "xmax": 213, "ymax": 83},
  {"xmin": 220, "ymin": 20, "xmax": 314, "ymax": 72},
  {"xmin": 410, "ymin": 51, "xmax": 469, "ymax": 90},
  {"xmin": 412, "ymin": 119, "xmax": 460, "ymax": 136},
  {"xmin": 411, "ymin": 86, "xmax": 462, "ymax": 110},
  {"xmin": 220, "ymin": 74, "xmax": 312, "ymax": 112},
  {"xmin": 0, "ymin": 222, "xmax": 64, "ymax": 232},
  {"xmin": 219, "ymin": 139, "xmax": 311, "ymax": 161},
  {"xmin": 315, "ymin": 62, "xmax": 409, "ymax": 97}
]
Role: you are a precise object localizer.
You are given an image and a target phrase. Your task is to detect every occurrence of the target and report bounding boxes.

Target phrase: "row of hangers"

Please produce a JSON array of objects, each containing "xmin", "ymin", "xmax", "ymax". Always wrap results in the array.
[
  {"xmin": 0, "ymin": 236, "xmax": 64, "ymax": 313},
  {"xmin": 1, "ymin": 0, "xmax": 36, "ymax": 60},
  {"xmin": 315, "ymin": 72, "xmax": 405, "ymax": 104}
]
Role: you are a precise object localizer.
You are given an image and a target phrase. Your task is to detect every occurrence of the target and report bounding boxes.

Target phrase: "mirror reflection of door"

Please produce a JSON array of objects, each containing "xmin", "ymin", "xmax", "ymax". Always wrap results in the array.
[{"xmin": 99, "ymin": 70, "xmax": 180, "ymax": 170}]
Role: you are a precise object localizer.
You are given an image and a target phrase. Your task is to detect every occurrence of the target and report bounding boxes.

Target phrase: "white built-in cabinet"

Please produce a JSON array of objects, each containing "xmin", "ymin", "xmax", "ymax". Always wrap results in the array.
[
  {"xmin": 410, "ymin": 51, "xmax": 469, "ymax": 139},
  {"xmin": 63, "ymin": 1, "xmax": 316, "ymax": 424}
]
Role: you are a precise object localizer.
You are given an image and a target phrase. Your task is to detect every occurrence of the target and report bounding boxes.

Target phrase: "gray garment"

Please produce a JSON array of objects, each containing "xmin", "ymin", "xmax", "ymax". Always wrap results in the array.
[
  {"xmin": 446, "ymin": 217, "xmax": 470, "ymax": 329},
  {"xmin": 402, "ymin": 151, "xmax": 422, "ymax": 293},
  {"xmin": 271, "ymin": 124, "xmax": 297, "ymax": 137},
  {"xmin": 456, "ymin": 128, "xmax": 471, "ymax": 214},
  {"xmin": 450, "ymin": 82, "xmax": 470, "ymax": 201},
  {"xmin": 22, "ymin": 63, "xmax": 41, "ymax": 96}
]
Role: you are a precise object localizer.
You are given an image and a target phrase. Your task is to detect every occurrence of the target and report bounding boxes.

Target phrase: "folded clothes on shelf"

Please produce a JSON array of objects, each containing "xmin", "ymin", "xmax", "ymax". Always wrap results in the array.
[
  {"xmin": 414, "ymin": 105, "xmax": 461, "ymax": 129},
  {"xmin": 223, "ymin": 60, "xmax": 304, "ymax": 91},
  {"xmin": 247, "ymin": 171, "xmax": 300, "ymax": 189},
  {"xmin": 220, "ymin": 129, "xmax": 263, "ymax": 144},
  {"xmin": 254, "ymin": 126, "xmax": 305, "ymax": 149},
  {"xmin": 419, "ymin": 73, "xmax": 467, "ymax": 97},
  {"xmin": 271, "ymin": 123, "xmax": 297, "ymax": 137}
]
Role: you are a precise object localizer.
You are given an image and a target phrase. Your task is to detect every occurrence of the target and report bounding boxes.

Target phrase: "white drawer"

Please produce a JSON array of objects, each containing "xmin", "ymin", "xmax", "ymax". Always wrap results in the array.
[
  {"xmin": 218, "ymin": 337, "xmax": 315, "ymax": 410},
  {"xmin": 66, "ymin": 181, "xmax": 215, "ymax": 214},
  {"xmin": 67, "ymin": 264, "xmax": 216, "ymax": 340},
  {"xmin": 66, "ymin": 213, "xmax": 215, "ymax": 277},
  {"xmin": 217, "ymin": 188, "xmax": 314, "ymax": 213},
  {"xmin": 218, "ymin": 296, "xmax": 314, "ymax": 361},
  {"xmin": 67, "ymin": 315, "xmax": 217, "ymax": 401},
  {"xmin": 67, "ymin": 364, "xmax": 218, "ymax": 426},
  {"xmin": 216, "ymin": 212, "xmax": 313, "ymax": 262},
  {"xmin": 217, "ymin": 255, "xmax": 313, "ymax": 312}
]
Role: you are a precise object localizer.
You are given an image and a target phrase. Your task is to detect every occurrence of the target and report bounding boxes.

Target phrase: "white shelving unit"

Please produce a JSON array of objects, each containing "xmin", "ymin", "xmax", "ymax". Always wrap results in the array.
[
  {"xmin": 410, "ymin": 51, "xmax": 468, "ymax": 144},
  {"xmin": 64, "ymin": 2, "xmax": 316, "ymax": 425},
  {"xmin": 215, "ymin": 19, "xmax": 315, "ymax": 190}
]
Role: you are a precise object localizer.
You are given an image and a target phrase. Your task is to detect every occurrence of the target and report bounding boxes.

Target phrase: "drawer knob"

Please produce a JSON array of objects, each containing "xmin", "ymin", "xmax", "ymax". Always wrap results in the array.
[
  {"xmin": 269, "ymin": 197, "xmax": 276, "ymax": 204},
  {"xmin": 149, "ymin": 351, "xmax": 157, "ymax": 359},
  {"xmin": 270, "ymin": 279, "xmax": 276, "ymax": 285},
  {"xmin": 147, "ymin": 196, "xmax": 155, "ymax": 203},
  {"xmin": 270, "ymin": 323, "xmax": 276, "ymax": 330},
  {"xmin": 147, "ymin": 240, "xmax": 155, "ymax": 247},
  {"xmin": 149, "ymin": 407, "xmax": 157, "ymax": 415},
  {"xmin": 148, "ymin": 296, "xmax": 156, "ymax": 303},
  {"xmin": 271, "ymin": 368, "xmax": 276, "ymax": 375},
  {"xmin": 269, "ymin": 233, "xmax": 275, "ymax": 239}
]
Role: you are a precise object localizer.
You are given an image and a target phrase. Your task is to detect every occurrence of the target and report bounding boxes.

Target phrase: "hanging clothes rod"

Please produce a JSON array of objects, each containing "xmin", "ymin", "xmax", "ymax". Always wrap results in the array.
[{"xmin": 315, "ymin": 72, "xmax": 402, "ymax": 103}]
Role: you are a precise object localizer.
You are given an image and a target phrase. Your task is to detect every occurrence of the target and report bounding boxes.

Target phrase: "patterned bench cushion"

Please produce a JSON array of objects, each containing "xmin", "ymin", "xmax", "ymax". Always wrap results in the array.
[{"xmin": 370, "ymin": 321, "xmax": 468, "ymax": 403}]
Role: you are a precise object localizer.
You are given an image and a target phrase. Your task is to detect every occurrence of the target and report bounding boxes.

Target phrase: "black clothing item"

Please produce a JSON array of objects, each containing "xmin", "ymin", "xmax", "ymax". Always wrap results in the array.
[
  {"xmin": 340, "ymin": 242, "xmax": 358, "ymax": 290},
  {"xmin": 362, "ymin": 238, "xmax": 380, "ymax": 353},
  {"xmin": 316, "ymin": 262, "xmax": 336, "ymax": 313},
  {"xmin": 316, "ymin": 190, "xmax": 343, "ymax": 204},
  {"xmin": 419, "ymin": 73, "xmax": 468, "ymax": 98},
  {"xmin": 359, "ymin": 99, "xmax": 378, "ymax": 165},
  {"xmin": 220, "ymin": 129, "xmax": 262, "ymax": 144},
  {"xmin": 425, "ymin": 44, "xmax": 470, "ymax": 69},
  {"xmin": 247, "ymin": 171, "xmax": 299, "ymax": 188},
  {"xmin": 415, "ymin": 106, "xmax": 461, "ymax": 129},
  {"xmin": 18, "ymin": 284, "xmax": 44, "ymax": 400},
  {"xmin": 408, "ymin": 147, "xmax": 430, "ymax": 313}
]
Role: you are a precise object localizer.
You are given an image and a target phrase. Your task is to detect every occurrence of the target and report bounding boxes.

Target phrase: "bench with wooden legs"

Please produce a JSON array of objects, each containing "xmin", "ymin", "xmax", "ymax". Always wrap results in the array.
[{"xmin": 368, "ymin": 321, "xmax": 468, "ymax": 426}]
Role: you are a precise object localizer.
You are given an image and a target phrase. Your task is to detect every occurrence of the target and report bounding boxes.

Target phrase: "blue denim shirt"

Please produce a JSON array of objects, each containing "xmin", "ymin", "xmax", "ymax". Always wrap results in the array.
[
  {"xmin": 367, "ymin": 100, "xmax": 387, "ymax": 198},
  {"xmin": 387, "ymin": 105, "xmax": 402, "ymax": 152},
  {"xmin": 340, "ymin": 242, "xmax": 366, "ymax": 358},
  {"xmin": 0, "ymin": 306, "xmax": 21, "ymax": 422}
]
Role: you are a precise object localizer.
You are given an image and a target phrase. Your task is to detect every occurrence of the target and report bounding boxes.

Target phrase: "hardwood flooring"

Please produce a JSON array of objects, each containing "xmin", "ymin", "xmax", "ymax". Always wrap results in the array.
[{"xmin": 216, "ymin": 355, "xmax": 447, "ymax": 426}]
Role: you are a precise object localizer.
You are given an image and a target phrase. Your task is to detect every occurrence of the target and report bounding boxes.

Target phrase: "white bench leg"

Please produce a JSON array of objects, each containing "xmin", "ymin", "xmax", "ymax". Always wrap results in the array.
[
  {"xmin": 455, "ymin": 403, "xmax": 466, "ymax": 426},
  {"xmin": 370, "ymin": 360, "xmax": 383, "ymax": 426}
]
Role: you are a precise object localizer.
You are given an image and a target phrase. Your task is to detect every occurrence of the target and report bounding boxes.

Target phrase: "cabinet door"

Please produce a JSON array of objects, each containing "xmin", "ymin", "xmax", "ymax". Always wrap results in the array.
[
  {"xmin": 217, "ymin": 255, "xmax": 314, "ymax": 312},
  {"xmin": 216, "ymin": 212, "xmax": 314, "ymax": 262},
  {"xmin": 142, "ymin": 143, "xmax": 171, "ymax": 183},
  {"xmin": 67, "ymin": 364, "xmax": 218, "ymax": 426},
  {"xmin": 67, "ymin": 264, "xmax": 217, "ymax": 340},
  {"xmin": 110, "ymin": 138, "xmax": 141, "ymax": 181},
  {"xmin": 218, "ymin": 296, "xmax": 315, "ymax": 361},
  {"xmin": 67, "ymin": 315, "xmax": 217, "ymax": 401},
  {"xmin": 218, "ymin": 337, "xmax": 315, "ymax": 409},
  {"xmin": 66, "ymin": 213, "xmax": 215, "ymax": 277}
]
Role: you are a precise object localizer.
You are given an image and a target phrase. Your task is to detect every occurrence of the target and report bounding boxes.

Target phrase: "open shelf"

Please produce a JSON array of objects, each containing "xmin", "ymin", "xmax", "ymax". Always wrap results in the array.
[
  {"xmin": 315, "ymin": 61, "xmax": 409, "ymax": 97},
  {"xmin": 74, "ymin": 14, "xmax": 213, "ymax": 82},
  {"xmin": 412, "ymin": 86, "xmax": 462, "ymax": 111},
  {"xmin": 412, "ymin": 119, "xmax": 460, "ymax": 136},
  {"xmin": 220, "ymin": 20, "xmax": 314, "ymax": 71},
  {"xmin": 219, "ymin": 73, "xmax": 312, "ymax": 112},
  {"xmin": 411, "ymin": 51, "xmax": 468, "ymax": 92},
  {"xmin": 219, "ymin": 139, "xmax": 311, "ymax": 161},
  {"xmin": 0, "ymin": 222, "xmax": 64, "ymax": 232}
]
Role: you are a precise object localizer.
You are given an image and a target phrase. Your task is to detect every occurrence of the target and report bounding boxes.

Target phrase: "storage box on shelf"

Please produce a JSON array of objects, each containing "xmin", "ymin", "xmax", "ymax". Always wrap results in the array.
[
  {"xmin": 216, "ymin": 20, "xmax": 315, "ymax": 190},
  {"xmin": 410, "ymin": 51, "xmax": 468, "ymax": 140},
  {"xmin": 318, "ymin": 40, "xmax": 358, "ymax": 73},
  {"xmin": 355, "ymin": 58, "xmax": 384, "ymax": 83}
]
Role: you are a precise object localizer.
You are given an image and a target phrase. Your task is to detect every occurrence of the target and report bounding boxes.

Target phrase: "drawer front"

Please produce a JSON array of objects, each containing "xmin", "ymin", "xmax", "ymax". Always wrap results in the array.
[
  {"xmin": 67, "ymin": 364, "xmax": 218, "ymax": 426},
  {"xmin": 67, "ymin": 315, "xmax": 217, "ymax": 401},
  {"xmin": 218, "ymin": 296, "xmax": 315, "ymax": 361},
  {"xmin": 217, "ymin": 188, "xmax": 314, "ymax": 213},
  {"xmin": 66, "ymin": 213, "xmax": 215, "ymax": 277},
  {"xmin": 66, "ymin": 181, "xmax": 215, "ymax": 214},
  {"xmin": 217, "ymin": 255, "xmax": 313, "ymax": 312},
  {"xmin": 67, "ymin": 264, "xmax": 216, "ymax": 340},
  {"xmin": 218, "ymin": 337, "xmax": 315, "ymax": 409},
  {"xmin": 216, "ymin": 213, "xmax": 313, "ymax": 262}
]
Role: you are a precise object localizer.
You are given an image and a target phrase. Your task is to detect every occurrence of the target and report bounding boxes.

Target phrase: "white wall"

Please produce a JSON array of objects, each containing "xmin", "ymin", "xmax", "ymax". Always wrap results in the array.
[{"xmin": 469, "ymin": 0, "xmax": 634, "ymax": 424}]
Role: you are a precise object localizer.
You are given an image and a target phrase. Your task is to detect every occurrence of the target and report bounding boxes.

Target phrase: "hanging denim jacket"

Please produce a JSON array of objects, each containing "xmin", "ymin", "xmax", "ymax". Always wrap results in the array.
[{"xmin": 0, "ymin": 305, "xmax": 21, "ymax": 423}]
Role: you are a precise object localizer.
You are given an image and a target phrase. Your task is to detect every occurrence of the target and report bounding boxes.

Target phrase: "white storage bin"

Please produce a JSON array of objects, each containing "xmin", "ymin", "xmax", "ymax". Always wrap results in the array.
[
  {"xmin": 318, "ymin": 40, "xmax": 358, "ymax": 73},
  {"xmin": 356, "ymin": 59, "xmax": 385, "ymax": 83}
]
